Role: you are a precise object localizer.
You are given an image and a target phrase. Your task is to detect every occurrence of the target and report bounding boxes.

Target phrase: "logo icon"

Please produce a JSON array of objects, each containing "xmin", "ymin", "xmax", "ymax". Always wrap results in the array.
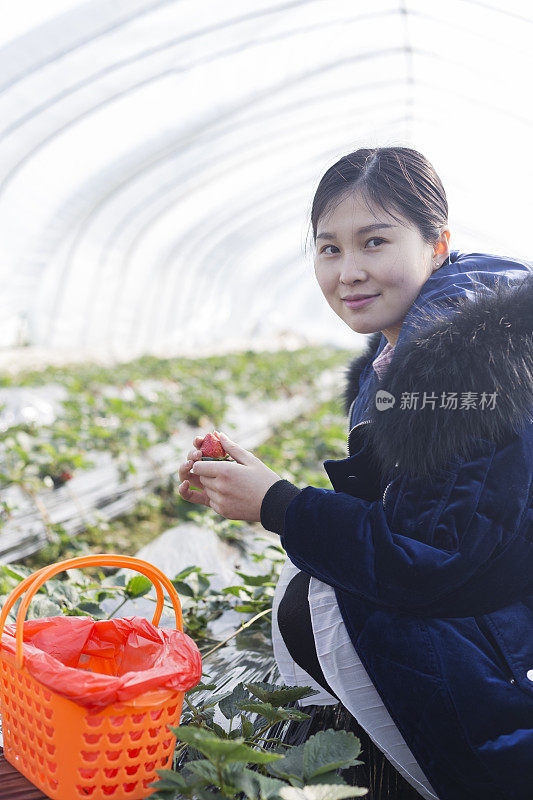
[{"xmin": 375, "ymin": 390, "xmax": 395, "ymax": 411}]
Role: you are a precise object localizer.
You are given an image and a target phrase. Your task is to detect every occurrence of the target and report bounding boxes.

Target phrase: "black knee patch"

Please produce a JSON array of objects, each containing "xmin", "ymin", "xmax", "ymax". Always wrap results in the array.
[{"xmin": 277, "ymin": 571, "xmax": 340, "ymax": 701}]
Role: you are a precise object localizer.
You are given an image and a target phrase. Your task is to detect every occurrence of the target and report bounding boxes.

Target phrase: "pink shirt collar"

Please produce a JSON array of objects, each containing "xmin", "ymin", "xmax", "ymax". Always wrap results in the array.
[{"xmin": 372, "ymin": 340, "xmax": 396, "ymax": 380}]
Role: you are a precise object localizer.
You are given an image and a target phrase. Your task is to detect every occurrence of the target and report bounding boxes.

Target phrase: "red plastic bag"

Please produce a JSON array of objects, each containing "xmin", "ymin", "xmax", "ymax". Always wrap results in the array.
[{"xmin": 1, "ymin": 615, "xmax": 202, "ymax": 711}]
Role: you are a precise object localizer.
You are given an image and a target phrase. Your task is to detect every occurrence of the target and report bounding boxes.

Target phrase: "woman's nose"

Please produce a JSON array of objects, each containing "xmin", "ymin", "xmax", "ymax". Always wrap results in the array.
[{"xmin": 339, "ymin": 254, "xmax": 367, "ymax": 283}]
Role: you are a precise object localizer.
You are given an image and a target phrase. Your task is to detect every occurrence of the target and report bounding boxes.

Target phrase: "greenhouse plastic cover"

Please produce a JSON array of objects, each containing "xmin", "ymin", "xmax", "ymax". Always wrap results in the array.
[{"xmin": 0, "ymin": 0, "xmax": 532, "ymax": 361}]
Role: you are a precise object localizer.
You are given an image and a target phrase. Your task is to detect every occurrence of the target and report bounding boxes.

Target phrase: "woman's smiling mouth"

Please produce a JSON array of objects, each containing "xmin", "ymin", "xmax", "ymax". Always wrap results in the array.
[{"xmin": 342, "ymin": 294, "xmax": 380, "ymax": 309}]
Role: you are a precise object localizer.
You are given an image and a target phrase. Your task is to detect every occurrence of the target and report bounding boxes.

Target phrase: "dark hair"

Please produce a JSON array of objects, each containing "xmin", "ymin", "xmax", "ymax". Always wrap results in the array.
[{"xmin": 307, "ymin": 146, "xmax": 448, "ymax": 253}]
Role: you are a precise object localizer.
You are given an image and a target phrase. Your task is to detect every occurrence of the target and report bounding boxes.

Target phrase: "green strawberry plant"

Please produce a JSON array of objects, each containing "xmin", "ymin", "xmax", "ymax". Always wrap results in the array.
[
  {"xmin": 149, "ymin": 681, "xmax": 368, "ymax": 800},
  {"xmin": 0, "ymin": 346, "xmax": 372, "ymax": 799},
  {"xmin": 0, "ymin": 345, "xmax": 353, "ymax": 551},
  {"xmin": 0, "ymin": 346, "xmax": 352, "ymax": 396}
]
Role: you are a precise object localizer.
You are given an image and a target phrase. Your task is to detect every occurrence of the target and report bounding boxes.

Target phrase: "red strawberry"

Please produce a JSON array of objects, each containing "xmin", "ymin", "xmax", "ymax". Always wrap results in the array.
[
  {"xmin": 51, "ymin": 470, "xmax": 73, "ymax": 489},
  {"xmin": 201, "ymin": 432, "xmax": 226, "ymax": 460}
]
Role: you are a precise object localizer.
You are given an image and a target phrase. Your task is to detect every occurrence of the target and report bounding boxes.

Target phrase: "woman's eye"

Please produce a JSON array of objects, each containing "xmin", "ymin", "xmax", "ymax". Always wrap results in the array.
[{"xmin": 319, "ymin": 238, "xmax": 385, "ymax": 254}]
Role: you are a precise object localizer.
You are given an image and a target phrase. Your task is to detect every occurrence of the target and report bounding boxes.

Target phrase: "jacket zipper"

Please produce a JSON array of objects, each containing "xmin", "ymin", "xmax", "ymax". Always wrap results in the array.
[
  {"xmin": 347, "ymin": 418, "xmax": 393, "ymax": 512},
  {"xmin": 382, "ymin": 480, "xmax": 393, "ymax": 513},
  {"xmin": 346, "ymin": 418, "xmax": 372, "ymax": 456}
]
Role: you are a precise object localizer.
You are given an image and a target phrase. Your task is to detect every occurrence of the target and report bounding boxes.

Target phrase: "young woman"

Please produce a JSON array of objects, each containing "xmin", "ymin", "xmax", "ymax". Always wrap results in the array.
[{"xmin": 178, "ymin": 147, "xmax": 533, "ymax": 800}]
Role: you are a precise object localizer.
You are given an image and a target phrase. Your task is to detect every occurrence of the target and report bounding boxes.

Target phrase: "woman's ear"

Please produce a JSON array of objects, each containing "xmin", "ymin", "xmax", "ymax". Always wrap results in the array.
[
  {"xmin": 432, "ymin": 228, "xmax": 451, "ymax": 271},
  {"xmin": 437, "ymin": 228, "xmax": 451, "ymax": 258}
]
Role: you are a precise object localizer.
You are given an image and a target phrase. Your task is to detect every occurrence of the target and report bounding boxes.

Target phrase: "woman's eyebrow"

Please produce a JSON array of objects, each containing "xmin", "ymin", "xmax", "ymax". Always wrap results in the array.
[{"xmin": 316, "ymin": 223, "xmax": 397, "ymax": 240}]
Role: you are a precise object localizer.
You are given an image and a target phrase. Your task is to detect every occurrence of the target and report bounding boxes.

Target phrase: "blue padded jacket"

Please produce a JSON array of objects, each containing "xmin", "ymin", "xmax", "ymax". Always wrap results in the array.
[{"xmin": 261, "ymin": 250, "xmax": 533, "ymax": 800}]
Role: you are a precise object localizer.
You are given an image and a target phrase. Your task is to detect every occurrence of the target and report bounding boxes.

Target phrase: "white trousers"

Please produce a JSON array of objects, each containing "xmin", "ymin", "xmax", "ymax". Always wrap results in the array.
[{"xmin": 271, "ymin": 557, "xmax": 440, "ymax": 800}]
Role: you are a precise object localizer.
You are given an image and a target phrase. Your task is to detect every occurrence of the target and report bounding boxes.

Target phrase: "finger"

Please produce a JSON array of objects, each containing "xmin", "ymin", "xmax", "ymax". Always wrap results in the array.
[
  {"xmin": 190, "ymin": 461, "xmax": 227, "ymax": 479},
  {"xmin": 178, "ymin": 480, "xmax": 211, "ymax": 507},
  {"xmin": 187, "ymin": 448, "xmax": 203, "ymax": 461},
  {"xmin": 178, "ymin": 461, "xmax": 191, "ymax": 482},
  {"xmin": 178, "ymin": 460, "xmax": 202, "ymax": 483},
  {"xmin": 178, "ymin": 461, "xmax": 206, "ymax": 491},
  {"xmin": 191, "ymin": 473, "xmax": 217, "ymax": 489},
  {"xmin": 215, "ymin": 432, "xmax": 255, "ymax": 466}
]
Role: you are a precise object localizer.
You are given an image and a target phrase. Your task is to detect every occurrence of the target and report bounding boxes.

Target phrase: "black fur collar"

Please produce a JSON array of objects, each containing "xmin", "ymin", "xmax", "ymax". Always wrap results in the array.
[
  {"xmin": 343, "ymin": 271, "xmax": 533, "ymax": 478},
  {"xmin": 342, "ymin": 330, "xmax": 382, "ymax": 417}
]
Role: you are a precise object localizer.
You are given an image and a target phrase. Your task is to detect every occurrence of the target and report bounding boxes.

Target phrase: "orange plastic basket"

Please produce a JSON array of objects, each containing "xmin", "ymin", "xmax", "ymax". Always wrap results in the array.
[{"xmin": 0, "ymin": 554, "xmax": 195, "ymax": 800}]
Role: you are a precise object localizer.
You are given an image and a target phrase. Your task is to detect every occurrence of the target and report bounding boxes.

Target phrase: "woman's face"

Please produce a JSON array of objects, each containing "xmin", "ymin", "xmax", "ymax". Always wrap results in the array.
[{"xmin": 313, "ymin": 191, "xmax": 447, "ymax": 346}]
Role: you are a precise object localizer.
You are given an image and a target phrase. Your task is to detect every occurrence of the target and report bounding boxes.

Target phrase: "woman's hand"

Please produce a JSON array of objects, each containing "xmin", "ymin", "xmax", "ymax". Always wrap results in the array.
[
  {"xmin": 178, "ymin": 431, "xmax": 282, "ymax": 522},
  {"xmin": 177, "ymin": 433, "xmax": 212, "ymax": 508}
]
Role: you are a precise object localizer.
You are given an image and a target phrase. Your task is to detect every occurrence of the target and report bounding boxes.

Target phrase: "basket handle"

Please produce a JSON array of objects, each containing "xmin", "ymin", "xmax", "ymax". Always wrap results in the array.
[{"xmin": 0, "ymin": 554, "xmax": 183, "ymax": 670}]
